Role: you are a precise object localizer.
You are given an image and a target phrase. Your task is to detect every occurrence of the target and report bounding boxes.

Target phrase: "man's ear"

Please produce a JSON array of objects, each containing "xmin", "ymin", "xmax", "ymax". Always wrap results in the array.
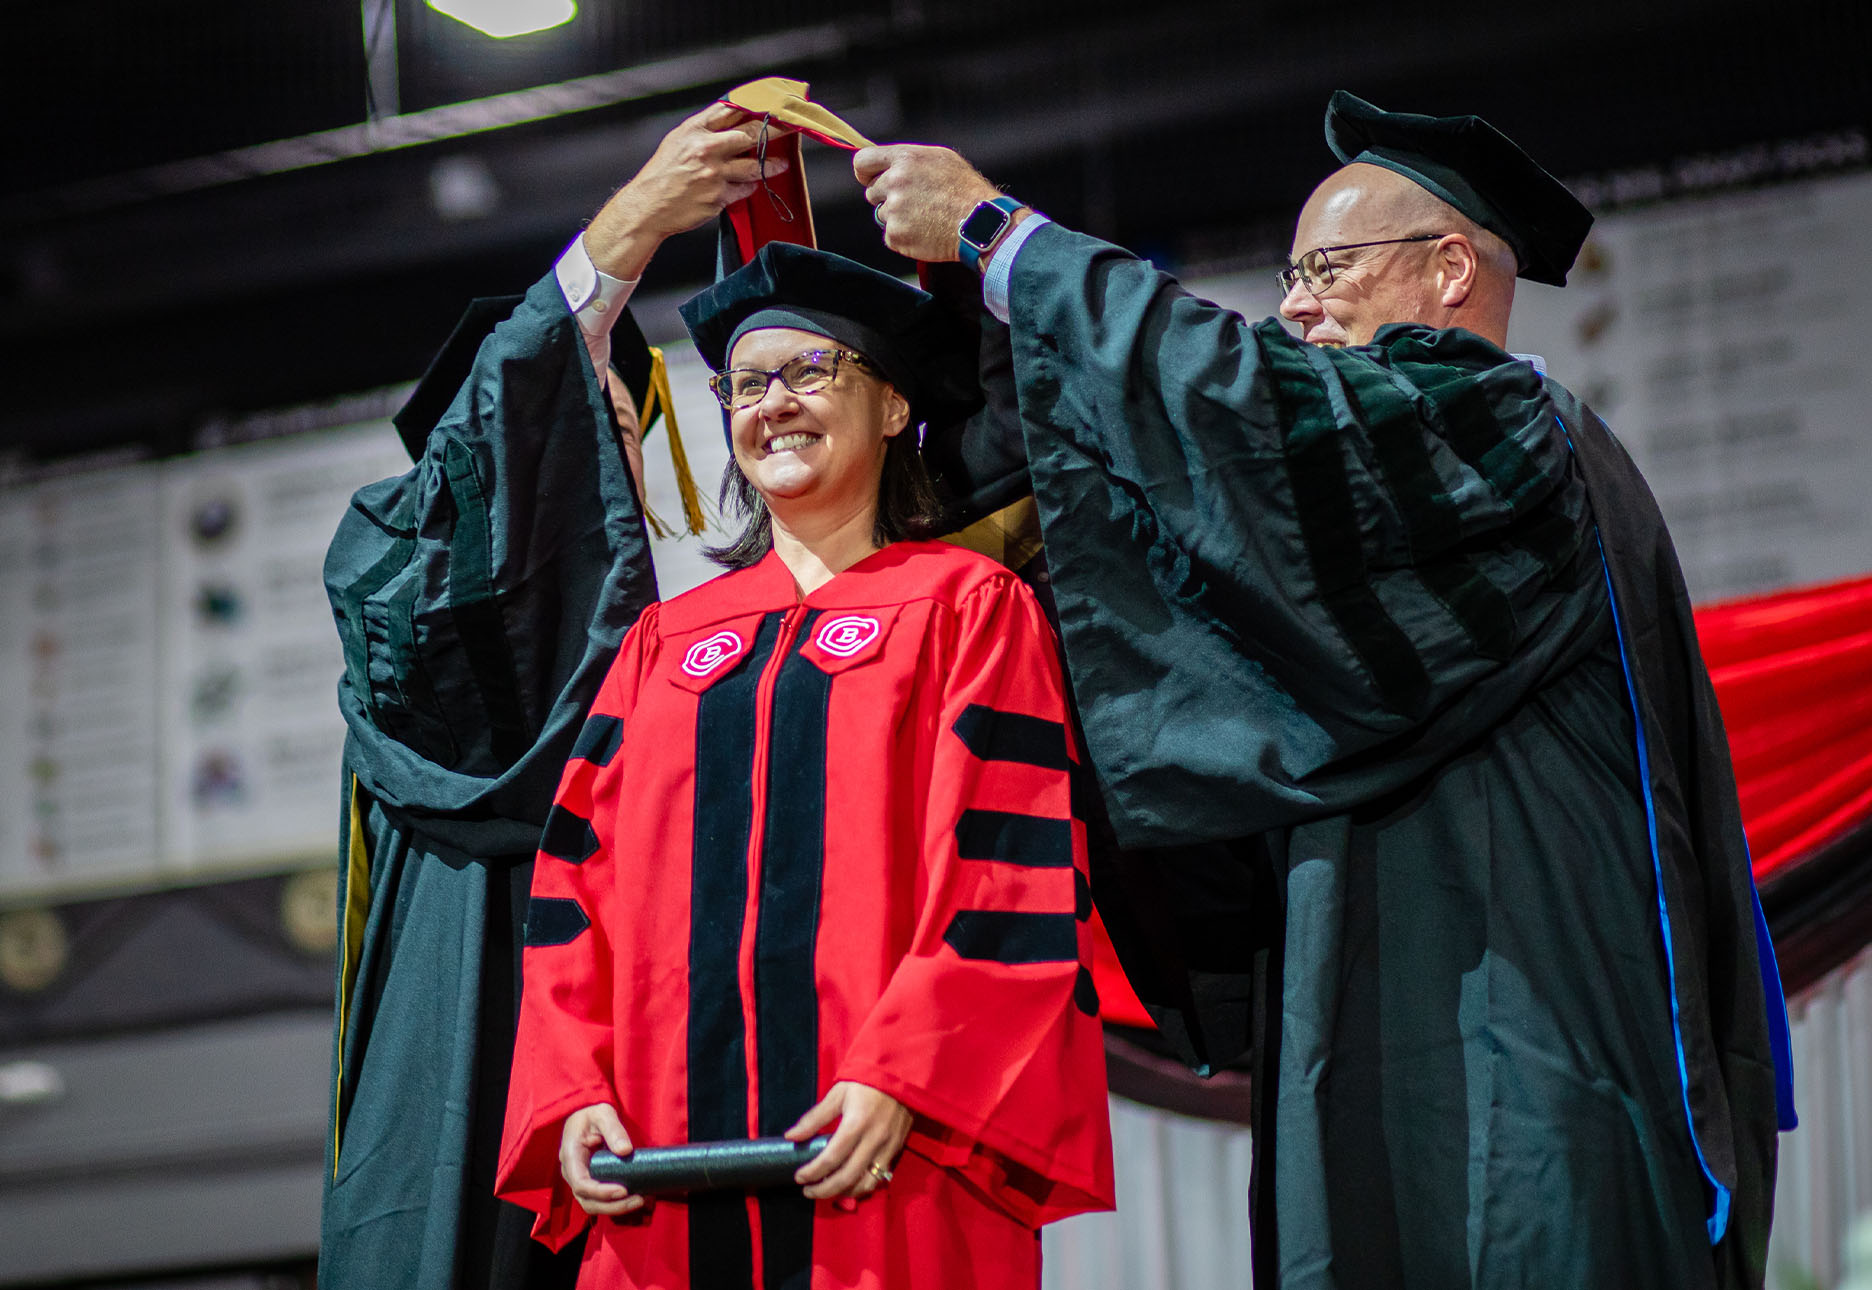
[{"xmin": 1436, "ymin": 234, "xmax": 1480, "ymax": 308}]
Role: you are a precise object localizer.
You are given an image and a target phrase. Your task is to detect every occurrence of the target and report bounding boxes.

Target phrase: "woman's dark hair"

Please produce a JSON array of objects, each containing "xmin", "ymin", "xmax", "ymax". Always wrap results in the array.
[{"xmin": 703, "ymin": 394, "xmax": 942, "ymax": 571}]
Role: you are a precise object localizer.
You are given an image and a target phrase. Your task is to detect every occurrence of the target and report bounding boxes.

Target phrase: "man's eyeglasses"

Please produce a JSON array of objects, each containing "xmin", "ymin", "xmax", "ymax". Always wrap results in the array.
[
  {"xmin": 1277, "ymin": 234, "xmax": 1447, "ymax": 298},
  {"xmin": 708, "ymin": 349, "xmax": 876, "ymax": 410}
]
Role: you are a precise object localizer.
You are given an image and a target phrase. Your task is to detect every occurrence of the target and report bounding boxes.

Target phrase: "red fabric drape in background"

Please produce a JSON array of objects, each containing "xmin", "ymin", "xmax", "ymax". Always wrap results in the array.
[{"xmin": 1698, "ymin": 572, "xmax": 1872, "ymax": 881}]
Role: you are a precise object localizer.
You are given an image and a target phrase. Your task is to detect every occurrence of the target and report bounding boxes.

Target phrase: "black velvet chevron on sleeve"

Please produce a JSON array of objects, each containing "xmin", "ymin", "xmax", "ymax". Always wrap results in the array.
[
  {"xmin": 571, "ymin": 714, "xmax": 625, "ymax": 767},
  {"xmin": 540, "ymin": 805, "xmax": 600, "ymax": 864},
  {"xmin": 942, "ymin": 910, "xmax": 1078, "ymax": 964},
  {"xmin": 524, "ymin": 896, "xmax": 591, "ymax": 947}
]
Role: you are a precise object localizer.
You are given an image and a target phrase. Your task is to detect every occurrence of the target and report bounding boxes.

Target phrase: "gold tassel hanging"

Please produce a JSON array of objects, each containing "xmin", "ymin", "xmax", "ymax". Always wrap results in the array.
[
  {"xmin": 640, "ymin": 504, "xmax": 676, "ymax": 541},
  {"xmin": 639, "ymin": 346, "xmax": 708, "ymax": 537},
  {"xmin": 624, "ymin": 360, "xmax": 675, "ymax": 539}
]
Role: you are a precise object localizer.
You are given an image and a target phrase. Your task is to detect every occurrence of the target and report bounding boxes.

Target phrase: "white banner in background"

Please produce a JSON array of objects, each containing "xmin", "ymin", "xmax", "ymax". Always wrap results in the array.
[
  {"xmin": 0, "ymin": 491, "xmax": 33, "ymax": 890},
  {"xmin": 155, "ymin": 424, "xmax": 411, "ymax": 875},
  {"xmin": 0, "ymin": 464, "xmax": 165, "ymax": 897},
  {"xmin": 1505, "ymin": 170, "xmax": 1872, "ymax": 601},
  {"xmin": 0, "ymin": 425, "xmax": 407, "ymax": 901}
]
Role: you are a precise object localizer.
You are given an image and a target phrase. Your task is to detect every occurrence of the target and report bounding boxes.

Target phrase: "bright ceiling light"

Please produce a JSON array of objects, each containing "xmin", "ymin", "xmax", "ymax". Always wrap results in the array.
[{"xmin": 425, "ymin": 0, "xmax": 576, "ymax": 38}]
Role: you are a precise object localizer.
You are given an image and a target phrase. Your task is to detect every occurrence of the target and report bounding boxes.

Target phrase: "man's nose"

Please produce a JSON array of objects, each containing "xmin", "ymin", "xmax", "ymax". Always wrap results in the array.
[{"xmin": 1278, "ymin": 280, "xmax": 1318, "ymax": 323}]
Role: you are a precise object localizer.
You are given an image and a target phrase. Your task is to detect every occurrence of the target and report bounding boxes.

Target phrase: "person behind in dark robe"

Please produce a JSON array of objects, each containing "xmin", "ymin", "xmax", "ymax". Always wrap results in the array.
[
  {"xmin": 320, "ymin": 102, "xmax": 788, "ymax": 1290},
  {"xmin": 494, "ymin": 242, "xmax": 1115, "ymax": 1289},
  {"xmin": 851, "ymin": 92, "xmax": 1796, "ymax": 1289}
]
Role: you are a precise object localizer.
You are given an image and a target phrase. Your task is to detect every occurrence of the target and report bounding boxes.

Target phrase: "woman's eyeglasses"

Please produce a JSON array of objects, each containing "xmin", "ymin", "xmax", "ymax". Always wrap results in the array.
[{"xmin": 709, "ymin": 349, "xmax": 875, "ymax": 410}]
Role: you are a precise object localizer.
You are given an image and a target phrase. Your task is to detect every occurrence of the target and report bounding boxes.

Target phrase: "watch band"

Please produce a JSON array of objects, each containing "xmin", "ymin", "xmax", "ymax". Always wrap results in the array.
[{"xmin": 958, "ymin": 196, "xmax": 1025, "ymax": 273}]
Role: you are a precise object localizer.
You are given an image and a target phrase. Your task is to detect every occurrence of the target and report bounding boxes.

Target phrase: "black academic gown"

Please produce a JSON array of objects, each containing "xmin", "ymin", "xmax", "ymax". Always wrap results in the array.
[
  {"xmin": 992, "ymin": 222, "xmax": 1791, "ymax": 1289},
  {"xmin": 320, "ymin": 272, "xmax": 658, "ymax": 1290}
]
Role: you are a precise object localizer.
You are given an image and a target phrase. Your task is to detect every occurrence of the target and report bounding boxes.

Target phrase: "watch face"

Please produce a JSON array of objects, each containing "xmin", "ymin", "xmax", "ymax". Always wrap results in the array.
[{"xmin": 961, "ymin": 201, "xmax": 1011, "ymax": 249}]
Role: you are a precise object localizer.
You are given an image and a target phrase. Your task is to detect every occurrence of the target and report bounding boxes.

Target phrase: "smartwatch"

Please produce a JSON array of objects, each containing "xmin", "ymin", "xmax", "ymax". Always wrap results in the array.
[{"xmin": 958, "ymin": 196, "xmax": 1025, "ymax": 273}]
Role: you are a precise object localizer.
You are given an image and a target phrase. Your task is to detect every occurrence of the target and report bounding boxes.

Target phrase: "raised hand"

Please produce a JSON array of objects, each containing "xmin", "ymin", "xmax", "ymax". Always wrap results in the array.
[
  {"xmin": 586, "ymin": 102, "xmax": 791, "ymax": 280},
  {"xmin": 854, "ymin": 144, "xmax": 1003, "ymax": 263}
]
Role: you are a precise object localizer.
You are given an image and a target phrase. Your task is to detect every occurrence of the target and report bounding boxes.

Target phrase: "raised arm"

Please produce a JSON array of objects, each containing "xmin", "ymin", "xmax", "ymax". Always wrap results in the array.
[
  {"xmin": 563, "ymin": 102, "xmax": 784, "ymax": 385},
  {"xmin": 852, "ymin": 142, "xmax": 1603, "ymax": 856},
  {"xmin": 585, "ymin": 101, "xmax": 780, "ymax": 281}
]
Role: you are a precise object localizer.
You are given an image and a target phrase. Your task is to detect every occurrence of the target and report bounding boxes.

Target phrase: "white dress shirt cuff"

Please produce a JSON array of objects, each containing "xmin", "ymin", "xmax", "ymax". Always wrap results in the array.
[
  {"xmin": 981, "ymin": 213, "xmax": 1050, "ymax": 325},
  {"xmin": 555, "ymin": 232, "xmax": 640, "ymax": 378}
]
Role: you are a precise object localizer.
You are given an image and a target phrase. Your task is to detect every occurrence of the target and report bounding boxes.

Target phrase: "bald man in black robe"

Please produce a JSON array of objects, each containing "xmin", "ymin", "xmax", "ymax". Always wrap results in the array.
[{"xmin": 857, "ymin": 93, "xmax": 1794, "ymax": 1289}]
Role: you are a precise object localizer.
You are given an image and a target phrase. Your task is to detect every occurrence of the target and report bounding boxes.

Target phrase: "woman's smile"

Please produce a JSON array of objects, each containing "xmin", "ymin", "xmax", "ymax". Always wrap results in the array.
[{"xmin": 764, "ymin": 430, "xmax": 821, "ymax": 455}]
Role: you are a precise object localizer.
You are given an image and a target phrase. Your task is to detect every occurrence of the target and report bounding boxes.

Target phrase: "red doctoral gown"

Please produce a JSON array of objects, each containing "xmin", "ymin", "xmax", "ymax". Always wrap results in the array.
[{"xmin": 496, "ymin": 540, "xmax": 1115, "ymax": 1289}]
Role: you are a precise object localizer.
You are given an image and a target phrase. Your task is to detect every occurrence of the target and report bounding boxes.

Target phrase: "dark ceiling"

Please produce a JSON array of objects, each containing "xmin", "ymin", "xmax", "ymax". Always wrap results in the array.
[{"xmin": 3, "ymin": 0, "xmax": 1869, "ymax": 462}]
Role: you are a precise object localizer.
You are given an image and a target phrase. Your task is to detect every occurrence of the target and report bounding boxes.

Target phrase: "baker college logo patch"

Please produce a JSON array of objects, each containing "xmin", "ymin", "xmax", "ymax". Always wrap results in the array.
[
  {"xmin": 815, "ymin": 615, "xmax": 881, "ymax": 659},
  {"xmin": 681, "ymin": 630, "xmax": 744, "ymax": 678}
]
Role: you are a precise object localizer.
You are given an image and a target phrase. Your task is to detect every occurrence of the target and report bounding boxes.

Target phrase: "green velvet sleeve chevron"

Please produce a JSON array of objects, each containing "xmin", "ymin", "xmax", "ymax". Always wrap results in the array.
[{"xmin": 1005, "ymin": 222, "xmax": 1609, "ymax": 848}]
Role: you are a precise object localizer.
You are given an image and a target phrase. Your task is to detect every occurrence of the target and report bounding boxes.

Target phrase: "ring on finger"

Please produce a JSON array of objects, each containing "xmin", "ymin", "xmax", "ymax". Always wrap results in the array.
[{"xmin": 867, "ymin": 1161, "xmax": 893, "ymax": 1184}]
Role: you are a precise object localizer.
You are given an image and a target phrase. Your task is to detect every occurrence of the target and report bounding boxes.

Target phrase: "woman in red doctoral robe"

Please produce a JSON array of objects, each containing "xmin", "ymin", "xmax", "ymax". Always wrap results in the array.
[{"xmin": 496, "ymin": 239, "xmax": 1115, "ymax": 1289}]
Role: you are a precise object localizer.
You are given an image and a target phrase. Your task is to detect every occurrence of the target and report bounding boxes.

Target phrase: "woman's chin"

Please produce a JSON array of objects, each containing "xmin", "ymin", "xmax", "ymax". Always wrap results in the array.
[{"xmin": 753, "ymin": 460, "xmax": 818, "ymax": 500}]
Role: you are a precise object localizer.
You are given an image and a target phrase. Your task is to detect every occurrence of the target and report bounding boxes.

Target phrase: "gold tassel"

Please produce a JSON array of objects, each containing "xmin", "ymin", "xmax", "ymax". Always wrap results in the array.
[
  {"xmin": 639, "ymin": 346, "xmax": 708, "ymax": 537},
  {"xmin": 641, "ymin": 505, "xmax": 676, "ymax": 541}
]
